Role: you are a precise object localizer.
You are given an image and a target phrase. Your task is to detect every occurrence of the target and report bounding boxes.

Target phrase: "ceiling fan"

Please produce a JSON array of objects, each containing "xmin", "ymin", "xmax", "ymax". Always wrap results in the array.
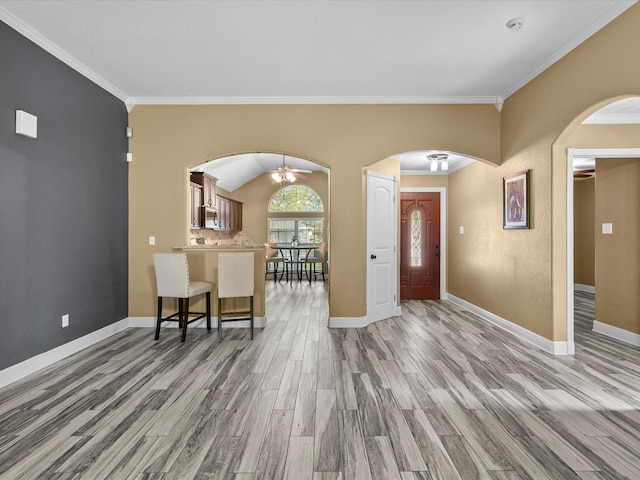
[
  {"xmin": 269, "ymin": 155, "xmax": 311, "ymax": 184},
  {"xmin": 573, "ymin": 168, "xmax": 595, "ymax": 179}
]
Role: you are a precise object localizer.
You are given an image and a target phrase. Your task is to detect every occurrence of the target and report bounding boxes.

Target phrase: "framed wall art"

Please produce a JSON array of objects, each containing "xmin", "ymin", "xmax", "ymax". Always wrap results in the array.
[{"xmin": 503, "ymin": 169, "xmax": 530, "ymax": 229}]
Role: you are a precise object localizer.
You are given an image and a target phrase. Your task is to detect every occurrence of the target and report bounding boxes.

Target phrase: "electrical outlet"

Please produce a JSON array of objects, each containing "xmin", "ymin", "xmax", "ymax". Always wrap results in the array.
[{"xmin": 62, "ymin": 314, "xmax": 69, "ymax": 328}]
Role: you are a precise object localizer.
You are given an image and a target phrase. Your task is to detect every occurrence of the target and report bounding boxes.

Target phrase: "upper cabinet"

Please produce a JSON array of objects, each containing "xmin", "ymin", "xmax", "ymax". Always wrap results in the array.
[
  {"xmin": 190, "ymin": 172, "xmax": 217, "ymax": 208},
  {"xmin": 217, "ymin": 195, "xmax": 243, "ymax": 232},
  {"xmin": 189, "ymin": 172, "xmax": 242, "ymax": 232},
  {"xmin": 190, "ymin": 182, "xmax": 202, "ymax": 229}
]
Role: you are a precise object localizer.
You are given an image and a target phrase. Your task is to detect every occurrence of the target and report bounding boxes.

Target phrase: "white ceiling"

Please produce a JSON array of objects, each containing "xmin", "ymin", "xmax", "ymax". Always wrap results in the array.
[
  {"xmin": 2, "ymin": 0, "xmax": 637, "ymax": 188},
  {"xmin": 0, "ymin": 0, "xmax": 635, "ymax": 106}
]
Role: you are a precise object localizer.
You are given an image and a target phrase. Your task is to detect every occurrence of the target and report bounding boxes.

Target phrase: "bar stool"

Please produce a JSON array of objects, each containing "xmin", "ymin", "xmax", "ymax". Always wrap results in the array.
[
  {"xmin": 217, "ymin": 252, "xmax": 255, "ymax": 341},
  {"xmin": 152, "ymin": 253, "xmax": 212, "ymax": 342}
]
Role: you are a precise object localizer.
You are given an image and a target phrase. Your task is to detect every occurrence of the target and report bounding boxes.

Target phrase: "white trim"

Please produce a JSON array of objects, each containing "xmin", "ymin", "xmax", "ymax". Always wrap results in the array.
[
  {"xmin": 574, "ymin": 284, "xmax": 595, "ymax": 294},
  {"xmin": 329, "ymin": 315, "xmax": 372, "ymax": 328},
  {"xmin": 130, "ymin": 95, "xmax": 497, "ymax": 106},
  {"xmin": 0, "ymin": 317, "xmax": 130, "ymax": 389},
  {"xmin": 0, "ymin": 7, "xmax": 129, "ymax": 103},
  {"xmin": 593, "ymin": 321, "xmax": 640, "ymax": 347},
  {"xmin": 129, "ymin": 316, "xmax": 266, "ymax": 329},
  {"xmin": 0, "ymin": 316, "xmax": 266, "ymax": 389},
  {"xmin": 567, "ymin": 147, "xmax": 640, "ymax": 356},
  {"xmin": 447, "ymin": 294, "xmax": 573, "ymax": 355},
  {"xmin": 400, "ymin": 187, "xmax": 447, "ymax": 300},
  {"xmin": 329, "ymin": 305, "xmax": 401, "ymax": 329}
]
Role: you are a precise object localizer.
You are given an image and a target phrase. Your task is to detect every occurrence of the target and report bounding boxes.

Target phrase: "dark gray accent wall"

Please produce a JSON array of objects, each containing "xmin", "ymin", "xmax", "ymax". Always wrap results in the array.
[{"xmin": 0, "ymin": 21, "xmax": 128, "ymax": 370}]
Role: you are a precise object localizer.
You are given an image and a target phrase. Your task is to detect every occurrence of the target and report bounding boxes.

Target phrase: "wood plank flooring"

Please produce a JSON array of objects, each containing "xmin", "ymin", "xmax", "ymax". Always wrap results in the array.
[{"xmin": 0, "ymin": 285, "xmax": 639, "ymax": 479}]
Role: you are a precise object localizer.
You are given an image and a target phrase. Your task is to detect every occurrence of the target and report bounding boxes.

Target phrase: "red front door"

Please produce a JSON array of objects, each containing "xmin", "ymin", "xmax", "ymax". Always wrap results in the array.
[{"xmin": 400, "ymin": 192, "xmax": 441, "ymax": 299}]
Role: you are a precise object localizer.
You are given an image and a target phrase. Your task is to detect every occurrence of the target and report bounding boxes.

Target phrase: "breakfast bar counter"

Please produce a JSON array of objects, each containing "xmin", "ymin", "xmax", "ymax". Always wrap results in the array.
[{"xmin": 172, "ymin": 244, "xmax": 266, "ymax": 326}]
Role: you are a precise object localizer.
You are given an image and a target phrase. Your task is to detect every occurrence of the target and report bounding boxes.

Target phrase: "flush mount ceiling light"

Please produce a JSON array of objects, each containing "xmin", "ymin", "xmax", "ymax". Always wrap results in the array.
[
  {"xmin": 428, "ymin": 154, "xmax": 449, "ymax": 172},
  {"xmin": 506, "ymin": 17, "xmax": 525, "ymax": 31}
]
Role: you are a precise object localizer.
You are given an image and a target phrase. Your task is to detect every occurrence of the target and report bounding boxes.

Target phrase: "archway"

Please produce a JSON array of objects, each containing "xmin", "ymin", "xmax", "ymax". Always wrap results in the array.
[
  {"xmin": 189, "ymin": 151, "xmax": 331, "ymax": 326},
  {"xmin": 555, "ymin": 96, "xmax": 640, "ymax": 353}
]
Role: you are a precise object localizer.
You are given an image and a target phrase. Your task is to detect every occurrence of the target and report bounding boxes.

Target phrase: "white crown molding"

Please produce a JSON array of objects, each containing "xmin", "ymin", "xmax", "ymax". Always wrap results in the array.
[
  {"xmin": 499, "ymin": 0, "xmax": 637, "ymax": 100},
  {"xmin": 129, "ymin": 95, "xmax": 498, "ymax": 106},
  {"xmin": 0, "ymin": 6, "xmax": 129, "ymax": 103}
]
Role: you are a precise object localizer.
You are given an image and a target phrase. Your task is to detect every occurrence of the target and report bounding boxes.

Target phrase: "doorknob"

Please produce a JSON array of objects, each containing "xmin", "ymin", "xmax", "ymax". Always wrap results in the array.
[{"xmin": 370, "ymin": 254, "xmax": 377, "ymax": 259}]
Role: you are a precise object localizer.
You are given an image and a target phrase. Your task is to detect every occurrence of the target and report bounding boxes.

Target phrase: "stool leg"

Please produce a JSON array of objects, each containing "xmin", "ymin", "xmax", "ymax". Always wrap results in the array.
[
  {"xmin": 218, "ymin": 297, "xmax": 223, "ymax": 342},
  {"xmin": 155, "ymin": 297, "xmax": 162, "ymax": 340},
  {"xmin": 206, "ymin": 292, "xmax": 211, "ymax": 331},
  {"xmin": 181, "ymin": 298, "xmax": 189, "ymax": 342},
  {"xmin": 250, "ymin": 296, "xmax": 254, "ymax": 340}
]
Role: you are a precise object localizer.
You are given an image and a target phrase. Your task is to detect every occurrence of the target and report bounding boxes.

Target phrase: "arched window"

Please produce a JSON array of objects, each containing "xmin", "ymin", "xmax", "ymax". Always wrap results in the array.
[
  {"xmin": 268, "ymin": 185, "xmax": 324, "ymax": 212},
  {"xmin": 268, "ymin": 185, "xmax": 324, "ymax": 244}
]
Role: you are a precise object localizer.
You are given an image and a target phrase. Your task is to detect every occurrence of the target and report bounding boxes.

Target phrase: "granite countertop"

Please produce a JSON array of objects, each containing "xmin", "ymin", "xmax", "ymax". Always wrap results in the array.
[{"xmin": 174, "ymin": 244, "xmax": 265, "ymax": 250}]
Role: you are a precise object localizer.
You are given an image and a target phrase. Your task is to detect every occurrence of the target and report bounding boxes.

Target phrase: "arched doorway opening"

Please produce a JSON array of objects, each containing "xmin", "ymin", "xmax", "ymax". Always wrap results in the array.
[
  {"xmin": 557, "ymin": 96, "xmax": 640, "ymax": 352},
  {"xmin": 189, "ymin": 151, "xmax": 331, "ymax": 328}
]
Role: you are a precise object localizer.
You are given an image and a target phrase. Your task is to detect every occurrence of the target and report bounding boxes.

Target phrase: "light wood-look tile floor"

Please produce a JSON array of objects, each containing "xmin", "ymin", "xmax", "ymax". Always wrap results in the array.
[{"xmin": 0, "ymin": 285, "xmax": 639, "ymax": 479}]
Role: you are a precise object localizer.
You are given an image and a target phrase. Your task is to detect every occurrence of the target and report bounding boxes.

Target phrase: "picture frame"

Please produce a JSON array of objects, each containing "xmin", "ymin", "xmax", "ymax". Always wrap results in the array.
[{"xmin": 503, "ymin": 169, "xmax": 530, "ymax": 229}]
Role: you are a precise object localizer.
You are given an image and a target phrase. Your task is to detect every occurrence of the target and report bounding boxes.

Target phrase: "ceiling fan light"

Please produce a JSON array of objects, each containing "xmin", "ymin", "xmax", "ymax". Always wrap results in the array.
[
  {"xmin": 286, "ymin": 171, "xmax": 296, "ymax": 182},
  {"xmin": 271, "ymin": 172, "xmax": 281, "ymax": 182}
]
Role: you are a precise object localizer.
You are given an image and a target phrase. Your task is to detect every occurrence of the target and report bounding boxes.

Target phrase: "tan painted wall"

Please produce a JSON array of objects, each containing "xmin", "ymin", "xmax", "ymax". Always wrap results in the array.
[
  {"xmin": 594, "ymin": 159, "xmax": 640, "ymax": 334},
  {"xmin": 128, "ymin": 104, "xmax": 499, "ymax": 318},
  {"xmin": 497, "ymin": 3, "xmax": 640, "ymax": 341},
  {"xmin": 574, "ymin": 178, "xmax": 595, "ymax": 287}
]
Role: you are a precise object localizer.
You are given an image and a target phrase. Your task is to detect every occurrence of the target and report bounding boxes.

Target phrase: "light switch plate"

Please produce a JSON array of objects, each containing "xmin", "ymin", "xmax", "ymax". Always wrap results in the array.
[
  {"xmin": 149, "ymin": 236, "xmax": 156, "ymax": 245},
  {"xmin": 16, "ymin": 110, "xmax": 38, "ymax": 138},
  {"xmin": 459, "ymin": 226, "xmax": 464, "ymax": 234},
  {"xmin": 602, "ymin": 223, "xmax": 613, "ymax": 235}
]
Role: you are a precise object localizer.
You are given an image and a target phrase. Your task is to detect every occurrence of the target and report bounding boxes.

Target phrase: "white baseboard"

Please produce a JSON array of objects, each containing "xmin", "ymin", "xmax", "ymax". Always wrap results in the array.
[
  {"xmin": 0, "ymin": 317, "xmax": 130, "ymax": 389},
  {"xmin": 330, "ymin": 304, "xmax": 402, "ymax": 329},
  {"xmin": 574, "ymin": 284, "xmax": 595, "ymax": 293},
  {"xmin": 593, "ymin": 320, "xmax": 640, "ymax": 347},
  {"xmin": 329, "ymin": 315, "xmax": 370, "ymax": 328},
  {"xmin": 447, "ymin": 294, "xmax": 573, "ymax": 355},
  {"xmin": 0, "ymin": 315, "xmax": 266, "ymax": 390}
]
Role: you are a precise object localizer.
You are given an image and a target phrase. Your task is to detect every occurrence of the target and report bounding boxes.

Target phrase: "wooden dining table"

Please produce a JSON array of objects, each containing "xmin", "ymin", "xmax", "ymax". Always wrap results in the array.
[{"xmin": 274, "ymin": 243, "xmax": 318, "ymax": 282}]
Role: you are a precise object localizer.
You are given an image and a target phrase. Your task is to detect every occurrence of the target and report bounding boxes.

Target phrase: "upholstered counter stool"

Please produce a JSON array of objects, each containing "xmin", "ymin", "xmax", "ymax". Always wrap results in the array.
[
  {"xmin": 153, "ymin": 253, "xmax": 212, "ymax": 342},
  {"xmin": 217, "ymin": 252, "xmax": 255, "ymax": 341}
]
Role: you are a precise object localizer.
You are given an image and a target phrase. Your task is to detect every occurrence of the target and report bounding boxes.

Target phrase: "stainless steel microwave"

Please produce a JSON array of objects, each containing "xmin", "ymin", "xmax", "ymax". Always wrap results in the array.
[{"xmin": 203, "ymin": 208, "xmax": 219, "ymax": 229}]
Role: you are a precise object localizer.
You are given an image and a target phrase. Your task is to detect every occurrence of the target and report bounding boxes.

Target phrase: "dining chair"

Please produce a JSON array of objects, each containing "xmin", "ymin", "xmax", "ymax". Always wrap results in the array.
[
  {"xmin": 217, "ymin": 252, "xmax": 255, "ymax": 341},
  {"xmin": 265, "ymin": 244, "xmax": 284, "ymax": 282},
  {"xmin": 152, "ymin": 253, "xmax": 212, "ymax": 342},
  {"xmin": 307, "ymin": 242, "xmax": 326, "ymax": 281}
]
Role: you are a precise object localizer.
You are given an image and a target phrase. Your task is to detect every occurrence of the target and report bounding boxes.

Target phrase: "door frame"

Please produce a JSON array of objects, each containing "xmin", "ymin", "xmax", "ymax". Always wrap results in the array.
[
  {"xmin": 566, "ymin": 147, "xmax": 640, "ymax": 353},
  {"xmin": 400, "ymin": 187, "xmax": 447, "ymax": 300}
]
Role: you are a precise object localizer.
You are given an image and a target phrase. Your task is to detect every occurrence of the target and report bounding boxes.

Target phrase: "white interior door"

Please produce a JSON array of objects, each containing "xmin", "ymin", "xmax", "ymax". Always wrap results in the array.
[{"xmin": 367, "ymin": 170, "xmax": 398, "ymax": 323}]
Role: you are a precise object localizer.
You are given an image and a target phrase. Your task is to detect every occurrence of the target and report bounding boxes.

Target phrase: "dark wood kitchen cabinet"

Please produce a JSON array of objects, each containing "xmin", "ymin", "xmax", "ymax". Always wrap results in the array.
[
  {"xmin": 216, "ymin": 195, "xmax": 242, "ymax": 232},
  {"xmin": 190, "ymin": 172, "xmax": 217, "ymax": 208},
  {"xmin": 190, "ymin": 182, "xmax": 202, "ymax": 229}
]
